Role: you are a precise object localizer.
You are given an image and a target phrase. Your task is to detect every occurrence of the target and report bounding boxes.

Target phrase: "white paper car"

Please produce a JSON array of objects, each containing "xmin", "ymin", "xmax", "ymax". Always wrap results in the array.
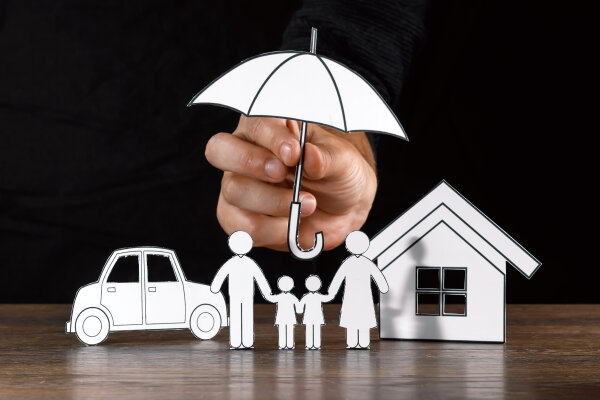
[{"xmin": 66, "ymin": 247, "xmax": 228, "ymax": 345}]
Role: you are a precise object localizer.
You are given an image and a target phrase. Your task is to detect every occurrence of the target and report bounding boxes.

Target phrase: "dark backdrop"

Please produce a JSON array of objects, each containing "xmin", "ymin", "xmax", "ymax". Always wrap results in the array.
[{"xmin": 0, "ymin": 1, "xmax": 596, "ymax": 302}]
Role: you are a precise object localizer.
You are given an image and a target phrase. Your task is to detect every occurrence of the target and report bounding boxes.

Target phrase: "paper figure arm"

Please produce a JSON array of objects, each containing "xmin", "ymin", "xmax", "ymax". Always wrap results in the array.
[
  {"xmin": 321, "ymin": 292, "xmax": 335, "ymax": 303},
  {"xmin": 295, "ymin": 297, "xmax": 304, "ymax": 314},
  {"xmin": 370, "ymin": 261, "xmax": 389, "ymax": 294},
  {"xmin": 264, "ymin": 292, "xmax": 278, "ymax": 303},
  {"xmin": 210, "ymin": 261, "xmax": 230, "ymax": 294},
  {"xmin": 327, "ymin": 266, "xmax": 346, "ymax": 298},
  {"xmin": 253, "ymin": 265, "xmax": 273, "ymax": 300}
]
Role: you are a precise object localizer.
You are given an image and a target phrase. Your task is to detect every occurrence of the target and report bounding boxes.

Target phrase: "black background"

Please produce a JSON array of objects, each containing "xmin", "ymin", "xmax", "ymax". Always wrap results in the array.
[{"xmin": 0, "ymin": 1, "xmax": 597, "ymax": 303}]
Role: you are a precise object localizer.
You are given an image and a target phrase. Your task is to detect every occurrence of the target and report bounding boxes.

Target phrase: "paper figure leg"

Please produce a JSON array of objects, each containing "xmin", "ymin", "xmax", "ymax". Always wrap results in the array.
[
  {"xmin": 346, "ymin": 329, "xmax": 358, "ymax": 348},
  {"xmin": 287, "ymin": 325, "xmax": 295, "ymax": 349},
  {"xmin": 358, "ymin": 328, "xmax": 370, "ymax": 348},
  {"xmin": 313, "ymin": 325, "xmax": 322, "ymax": 349},
  {"xmin": 229, "ymin": 302, "xmax": 242, "ymax": 348},
  {"xmin": 241, "ymin": 301, "xmax": 254, "ymax": 348},
  {"xmin": 305, "ymin": 325, "xmax": 314, "ymax": 349},
  {"xmin": 278, "ymin": 325, "xmax": 286, "ymax": 349}
]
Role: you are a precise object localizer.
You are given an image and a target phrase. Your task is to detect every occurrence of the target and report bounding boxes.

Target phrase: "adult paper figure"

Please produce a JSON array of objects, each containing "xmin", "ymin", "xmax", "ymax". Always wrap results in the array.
[
  {"xmin": 211, "ymin": 231, "xmax": 272, "ymax": 349},
  {"xmin": 328, "ymin": 231, "xmax": 389, "ymax": 349}
]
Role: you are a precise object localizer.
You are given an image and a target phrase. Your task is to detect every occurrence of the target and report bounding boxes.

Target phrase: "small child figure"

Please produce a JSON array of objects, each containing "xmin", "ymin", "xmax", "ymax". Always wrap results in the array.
[
  {"xmin": 298, "ymin": 275, "xmax": 333, "ymax": 350},
  {"xmin": 270, "ymin": 276, "xmax": 300, "ymax": 349}
]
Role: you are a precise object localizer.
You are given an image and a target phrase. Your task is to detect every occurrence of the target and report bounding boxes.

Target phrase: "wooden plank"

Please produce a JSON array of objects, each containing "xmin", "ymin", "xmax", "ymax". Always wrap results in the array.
[{"xmin": 0, "ymin": 304, "xmax": 598, "ymax": 399}]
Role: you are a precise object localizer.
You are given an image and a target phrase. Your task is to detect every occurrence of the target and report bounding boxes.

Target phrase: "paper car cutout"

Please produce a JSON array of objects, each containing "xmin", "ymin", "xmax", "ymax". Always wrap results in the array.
[{"xmin": 66, "ymin": 247, "xmax": 228, "ymax": 345}]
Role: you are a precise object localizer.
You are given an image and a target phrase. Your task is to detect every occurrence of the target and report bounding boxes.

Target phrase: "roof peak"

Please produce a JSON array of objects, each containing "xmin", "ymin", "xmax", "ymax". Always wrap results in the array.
[{"xmin": 365, "ymin": 180, "xmax": 541, "ymax": 279}]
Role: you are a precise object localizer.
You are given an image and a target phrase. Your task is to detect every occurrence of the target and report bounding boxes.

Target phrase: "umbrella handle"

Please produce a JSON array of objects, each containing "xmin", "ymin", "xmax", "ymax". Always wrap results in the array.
[{"xmin": 287, "ymin": 201, "xmax": 323, "ymax": 260}]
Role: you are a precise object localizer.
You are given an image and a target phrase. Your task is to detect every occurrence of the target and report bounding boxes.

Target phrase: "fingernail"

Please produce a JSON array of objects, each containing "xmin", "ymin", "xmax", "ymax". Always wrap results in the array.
[
  {"xmin": 280, "ymin": 142, "xmax": 292, "ymax": 165},
  {"xmin": 265, "ymin": 159, "xmax": 284, "ymax": 179},
  {"xmin": 300, "ymin": 196, "xmax": 316, "ymax": 215}
]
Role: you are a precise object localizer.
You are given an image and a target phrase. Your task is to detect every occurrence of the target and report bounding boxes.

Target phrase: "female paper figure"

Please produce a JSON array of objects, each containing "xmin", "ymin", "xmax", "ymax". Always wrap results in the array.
[
  {"xmin": 328, "ymin": 231, "xmax": 389, "ymax": 349},
  {"xmin": 298, "ymin": 275, "xmax": 334, "ymax": 350},
  {"xmin": 270, "ymin": 276, "xmax": 301, "ymax": 349}
]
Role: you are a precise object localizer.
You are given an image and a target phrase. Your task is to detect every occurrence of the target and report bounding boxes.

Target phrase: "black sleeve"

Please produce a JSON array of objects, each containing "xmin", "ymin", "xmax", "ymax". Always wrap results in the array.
[{"xmin": 280, "ymin": 0, "xmax": 428, "ymax": 156}]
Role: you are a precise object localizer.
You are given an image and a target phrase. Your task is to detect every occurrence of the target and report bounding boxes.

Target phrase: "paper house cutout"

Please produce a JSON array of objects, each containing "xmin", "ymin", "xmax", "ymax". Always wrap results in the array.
[
  {"xmin": 66, "ymin": 247, "xmax": 228, "ymax": 345},
  {"xmin": 364, "ymin": 180, "xmax": 541, "ymax": 343}
]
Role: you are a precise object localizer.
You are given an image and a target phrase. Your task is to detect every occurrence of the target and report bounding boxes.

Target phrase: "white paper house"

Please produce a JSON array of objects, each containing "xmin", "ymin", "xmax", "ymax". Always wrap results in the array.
[{"xmin": 365, "ymin": 181, "xmax": 541, "ymax": 343}]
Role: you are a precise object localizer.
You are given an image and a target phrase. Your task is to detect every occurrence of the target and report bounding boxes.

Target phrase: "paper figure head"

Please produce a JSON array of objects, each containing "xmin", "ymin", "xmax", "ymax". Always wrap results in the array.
[
  {"xmin": 277, "ymin": 275, "xmax": 294, "ymax": 292},
  {"xmin": 305, "ymin": 275, "xmax": 322, "ymax": 292},
  {"xmin": 228, "ymin": 231, "xmax": 253, "ymax": 256},
  {"xmin": 345, "ymin": 231, "xmax": 370, "ymax": 255}
]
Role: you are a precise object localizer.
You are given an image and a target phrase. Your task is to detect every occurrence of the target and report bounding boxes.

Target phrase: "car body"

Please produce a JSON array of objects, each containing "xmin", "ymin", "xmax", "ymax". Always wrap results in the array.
[{"xmin": 66, "ymin": 247, "xmax": 228, "ymax": 345}]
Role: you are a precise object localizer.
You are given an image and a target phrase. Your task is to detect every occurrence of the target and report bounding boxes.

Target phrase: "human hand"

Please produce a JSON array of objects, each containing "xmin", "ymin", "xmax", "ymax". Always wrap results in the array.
[{"xmin": 205, "ymin": 115, "xmax": 377, "ymax": 250}]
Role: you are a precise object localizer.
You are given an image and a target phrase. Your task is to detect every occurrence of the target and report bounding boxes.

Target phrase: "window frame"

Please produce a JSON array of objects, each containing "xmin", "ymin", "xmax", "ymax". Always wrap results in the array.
[
  {"xmin": 105, "ymin": 252, "xmax": 141, "ymax": 284},
  {"xmin": 145, "ymin": 252, "xmax": 180, "ymax": 283},
  {"xmin": 415, "ymin": 266, "xmax": 468, "ymax": 317}
]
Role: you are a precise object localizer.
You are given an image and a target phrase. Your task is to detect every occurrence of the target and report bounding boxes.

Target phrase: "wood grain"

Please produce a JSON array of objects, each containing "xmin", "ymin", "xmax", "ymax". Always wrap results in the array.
[{"xmin": 0, "ymin": 304, "xmax": 599, "ymax": 399}]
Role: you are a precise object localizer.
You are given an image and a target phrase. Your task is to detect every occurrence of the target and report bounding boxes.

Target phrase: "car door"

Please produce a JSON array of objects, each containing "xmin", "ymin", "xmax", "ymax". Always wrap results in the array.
[
  {"xmin": 101, "ymin": 251, "xmax": 143, "ymax": 326},
  {"xmin": 144, "ymin": 251, "xmax": 186, "ymax": 324}
]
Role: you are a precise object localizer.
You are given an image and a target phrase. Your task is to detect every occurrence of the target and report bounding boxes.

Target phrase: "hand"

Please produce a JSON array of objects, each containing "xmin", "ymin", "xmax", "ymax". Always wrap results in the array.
[
  {"xmin": 322, "ymin": 293, "xmax": 335, "ymax": 303},
  {"xmin": 263, "ymin": 292, "xmax": 276, "ymax": 303},
  {"xmin": 205, "ymin": 116, "xmax": 377, "ymax": 250}
]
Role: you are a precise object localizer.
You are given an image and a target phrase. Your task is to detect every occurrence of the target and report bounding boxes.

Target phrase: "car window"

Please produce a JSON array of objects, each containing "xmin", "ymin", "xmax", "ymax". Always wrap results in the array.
[
  {"xmin": 107, "ymin": 254, "xmax": 140, "ymax": 283},
  {"xmin": 147, "ymin": 254, "xmax": 178, "ymax": 282}
]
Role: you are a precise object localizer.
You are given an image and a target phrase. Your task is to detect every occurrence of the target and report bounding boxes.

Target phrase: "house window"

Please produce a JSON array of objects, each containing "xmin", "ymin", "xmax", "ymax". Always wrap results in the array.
[{"xmin": 416, "ymin": 267, "xmax": 467, "ymax": 316}]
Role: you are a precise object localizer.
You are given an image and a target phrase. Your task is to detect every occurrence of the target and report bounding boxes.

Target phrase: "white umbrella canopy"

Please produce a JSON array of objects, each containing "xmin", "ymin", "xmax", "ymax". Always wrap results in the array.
[
  {"xmin": 189, "ymin": 52, "xmax": 407, "ymax": 139},
  {"xmin": 189, "ymin": 28, "xmax": 407, "ymax": 260}
]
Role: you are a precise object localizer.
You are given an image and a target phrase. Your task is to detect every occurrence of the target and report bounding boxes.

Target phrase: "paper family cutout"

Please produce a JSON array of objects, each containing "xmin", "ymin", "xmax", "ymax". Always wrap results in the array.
[
  {"xmin": 207, "ymin": 230, "xmax": 388, "ymax": 349},
  {"xmin": 188, "ymin": 27, "xmax": 407, "ymax": 260}
]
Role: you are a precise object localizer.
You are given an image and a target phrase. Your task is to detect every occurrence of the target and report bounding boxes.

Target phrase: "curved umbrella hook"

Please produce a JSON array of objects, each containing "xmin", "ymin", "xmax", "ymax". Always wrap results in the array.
[{"xmin": 287, "ymin": 202, "xmax": 324, "ymax": 260}]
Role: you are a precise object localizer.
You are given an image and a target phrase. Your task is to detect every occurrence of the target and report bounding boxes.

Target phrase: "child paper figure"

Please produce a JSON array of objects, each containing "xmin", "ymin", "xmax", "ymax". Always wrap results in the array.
[
  {"xmin": 211, "ymin": 231, "xmax": 272, "ymax": 349},
  {"xmin": 328, "ymin": 231, "xmax": 389, "ymax": 349},
  {"xmin": 270, "ymin": 276, "xmax": 300, "ymax": 349},
  {"xmin": 298, "ymin": 275, "xmax": 334, "ymax": 350}
]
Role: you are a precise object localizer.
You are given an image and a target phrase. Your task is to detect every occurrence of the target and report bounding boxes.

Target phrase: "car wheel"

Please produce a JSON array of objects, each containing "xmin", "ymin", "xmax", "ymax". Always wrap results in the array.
[
  {"xmin": 75, "ymin": 308, "xmax": 110, "ymax": 346},
  {"xmin": 190, "ymin": 304, "xmax": 222, "ymax": 340}
]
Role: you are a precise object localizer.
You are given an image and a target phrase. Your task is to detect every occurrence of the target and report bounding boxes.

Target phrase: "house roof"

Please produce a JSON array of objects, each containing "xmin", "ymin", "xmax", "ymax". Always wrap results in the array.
[{"xmin": 365, "ymin": 180, "xmax": 541, "ymax": 279}]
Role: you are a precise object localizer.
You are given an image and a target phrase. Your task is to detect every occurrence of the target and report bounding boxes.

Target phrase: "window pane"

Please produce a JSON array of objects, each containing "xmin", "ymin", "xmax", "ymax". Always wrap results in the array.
[
  {"xmin": 443, "ymin": 268, "xmax": 466, "ymax": 290},
  {"xmin": 443, "ymin": 294, "xmax": 466, "ymax": 315},
  {"xmin": 147, "ymin": 254, "xmax": 178, "ymax": 282},
  {"xmin": 107, "ymin": 255, "xmax": 139, "ymax": 283},
  {"xmin": 416, "ymin": 293, "xmax": 440, "ymax": 315},
  {"xmin": 417, "ymin": 267, "xmax": 440, "ymax": 290}
]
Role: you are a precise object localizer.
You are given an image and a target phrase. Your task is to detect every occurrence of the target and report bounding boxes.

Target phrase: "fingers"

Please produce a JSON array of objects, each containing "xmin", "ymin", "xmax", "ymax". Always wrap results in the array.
[
  {"xmin": 221, "ymin": 172, "xmax": 317, "ymax": 217},
  {"xmin": 217, "ymin": 192, "xmax": 349, "ymax": 251},
  {"xmin": 205, "ymin": 132, "xmax": 287, "ymax": 183},
  {"xmin": 217, "ymin": 193, "xmax": 289, "ymax": 250},
  {"xmin": 237, "ymin": 117, "xmax": 301, "ymax": 167}
]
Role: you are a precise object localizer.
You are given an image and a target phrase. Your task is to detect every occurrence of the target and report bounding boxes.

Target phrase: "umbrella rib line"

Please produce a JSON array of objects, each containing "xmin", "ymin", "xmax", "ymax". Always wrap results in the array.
[
  {"xmin": 316, "ymin": 55, "xmax": 347, "ymax": 132},
  {"xmin": 246, "ymin": 53, "xmax": 304, "ymax": 116}
]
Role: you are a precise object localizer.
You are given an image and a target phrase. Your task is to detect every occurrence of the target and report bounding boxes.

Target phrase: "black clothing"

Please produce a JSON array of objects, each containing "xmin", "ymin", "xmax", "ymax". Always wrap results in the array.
[{"xmin": 0, "ymin": 1, "xmax": 425, "ymax": 302}]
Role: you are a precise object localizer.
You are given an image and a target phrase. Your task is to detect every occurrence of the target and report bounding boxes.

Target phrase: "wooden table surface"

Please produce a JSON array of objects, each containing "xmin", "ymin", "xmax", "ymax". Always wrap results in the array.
[{"xmin": 0, "ymin": 304, "xmax": 599, "ymax": 399}]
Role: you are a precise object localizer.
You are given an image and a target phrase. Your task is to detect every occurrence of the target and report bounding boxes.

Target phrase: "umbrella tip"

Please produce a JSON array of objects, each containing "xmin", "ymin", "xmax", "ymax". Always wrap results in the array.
[{"xmin": 310, "ymin": 27, "xmax": 318, "ymax": 54}]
